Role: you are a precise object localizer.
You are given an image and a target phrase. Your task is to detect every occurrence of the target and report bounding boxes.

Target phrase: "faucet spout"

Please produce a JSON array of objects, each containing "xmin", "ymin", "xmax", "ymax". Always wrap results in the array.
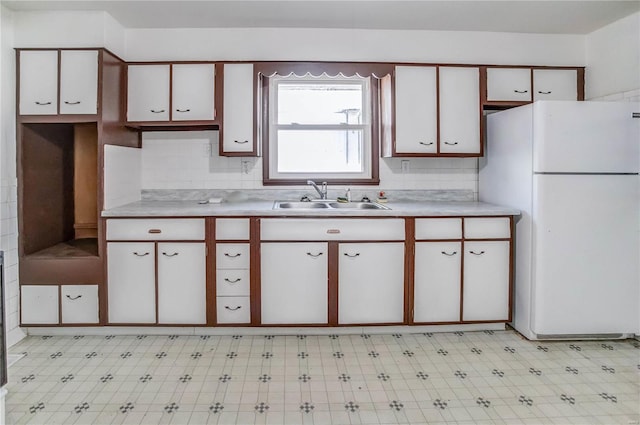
[{"xmin": 307, "ymin": 180, "xmax": 328, "ymax": 199}]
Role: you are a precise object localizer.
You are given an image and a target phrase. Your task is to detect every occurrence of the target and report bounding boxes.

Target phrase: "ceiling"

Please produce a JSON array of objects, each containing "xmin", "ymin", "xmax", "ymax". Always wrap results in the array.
[{"xmin": 2, "ymin": 0, "xmax": 639, "ymax": 34}]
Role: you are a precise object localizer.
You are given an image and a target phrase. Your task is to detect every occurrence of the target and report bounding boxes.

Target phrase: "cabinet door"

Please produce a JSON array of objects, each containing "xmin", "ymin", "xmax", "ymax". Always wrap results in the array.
[
  {"xmin": 394, "ymin": 66, "xmax": 437, "ymax": 154},
  {"xmin": 486, "ymin": 68, "xmax": 531, "ymax": 101},
  {"xmin": 59, "ymin": 50, "xmax": 98, "ymax": 114},
  {"xmin": 127, "ymin": 65, "xmax": 170, "ymax": 121},
  {"xmin": 338, "ymin": 242, "xmax": 405, "ymax": 324},
  {"xmin": 21, "ymin": 285, "xmax": 59, "ymax": 325},
  {"xmin": 61, "ymin": 285, "xmax": 99, "ymax": 324},
  {"xmin": 19, "ymin": 50, "xmax": 58, "ymax": 115},
  {"xmin": 414, "ymin": 242, "xmax": 461, "ymax": 323},
  {"xmin": 158, "ymin": 243, "xmax": 206, "ymax": 324},
  {"xmin": 172, "ymin": 64, "xmax": 215, "ymax": 121},
  {"xmin": 462, "ymin": 241, "xmax": 510, "ymax": 321},
  {"xmin": 107, "ymin": 242, "xmax": 156, "ymax": 323},
  {"xmin": 533, "ymin": 69, "xmax": 577, "ymax": 101},
  {"xmin": 439, "ymin": 67, "xmax": 480, "ymax": 154},
  {"xmin": 222, "ymin": 63, "xmax": 255, "ymax": 154},
  {"xmin": 261, "ymin": 242, "xmax": 328, "ymax": 324}
]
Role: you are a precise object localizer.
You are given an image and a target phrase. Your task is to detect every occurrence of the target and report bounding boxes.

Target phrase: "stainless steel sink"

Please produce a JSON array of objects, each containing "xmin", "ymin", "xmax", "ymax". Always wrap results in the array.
[{"xmin": 273, "ymin": 200, "xmax": 390, "ymax": 210}]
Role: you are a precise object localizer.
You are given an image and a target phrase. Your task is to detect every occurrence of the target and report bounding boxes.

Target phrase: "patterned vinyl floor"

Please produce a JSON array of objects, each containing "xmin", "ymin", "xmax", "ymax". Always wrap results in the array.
[{"xmin": 4, "ymin": 329, "xmax": 640, "ymax": 424}]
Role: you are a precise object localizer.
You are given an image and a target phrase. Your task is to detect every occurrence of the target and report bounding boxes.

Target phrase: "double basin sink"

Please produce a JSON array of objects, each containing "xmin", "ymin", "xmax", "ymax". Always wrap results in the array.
[{"xmin": 273, "ymin": 200, "xmax": 390, "ymax": 210}]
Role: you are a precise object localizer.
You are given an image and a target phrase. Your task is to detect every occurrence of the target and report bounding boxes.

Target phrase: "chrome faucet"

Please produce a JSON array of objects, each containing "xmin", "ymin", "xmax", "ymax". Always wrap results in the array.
[{"xmin": 307, "ymin": 180, "xmax": 328, "ymax": 199}]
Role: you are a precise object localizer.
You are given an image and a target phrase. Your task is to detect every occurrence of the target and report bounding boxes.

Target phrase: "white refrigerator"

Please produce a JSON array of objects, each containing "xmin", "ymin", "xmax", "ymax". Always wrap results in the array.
[{"xmin": 479, "ymin": 101, "xmax": 639, "ymax": 340}]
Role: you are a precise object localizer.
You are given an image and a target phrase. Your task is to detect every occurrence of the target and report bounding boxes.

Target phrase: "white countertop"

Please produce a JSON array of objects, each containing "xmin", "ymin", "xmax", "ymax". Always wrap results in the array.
[{"xmin": 102, "ymin": 200, "xmax": 520, "ymax": 217}]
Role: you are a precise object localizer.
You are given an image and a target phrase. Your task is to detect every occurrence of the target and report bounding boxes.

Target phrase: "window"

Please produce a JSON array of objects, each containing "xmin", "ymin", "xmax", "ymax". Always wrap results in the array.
[{"xmin": 260, "ymin": 64, "xmax": 388, "ymax": 185}]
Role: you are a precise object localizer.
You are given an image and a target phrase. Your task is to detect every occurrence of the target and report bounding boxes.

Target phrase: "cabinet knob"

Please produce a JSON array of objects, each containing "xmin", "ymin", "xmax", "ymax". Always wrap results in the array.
[
  {"xmin": 419, "ymin": 142, "xmax": 434, "ymax": 146},
  {"xmin": 35, "ymin": 101, "xmax": 52, "ymax": 106},
  {"xmin": 224, "ymin": 278, "xmax": 242, "ymax": 284},
  {"xmin": 443, "ymin": 141, "xmax": 459, "ymax": 146},
  {"xmin": 162, "ymin": 252, "xmax": 179, "ymax": 257},
  {"xmin": 343, "ymin": 252, "xmax": 360, "ymax": 258},
  {"xmin": 513, "ymin": 90, "xmax": 529, "ymax": 94},
  {"xmin": 224, "ymin": 306, "xmax": 242, "ymax": 311},
  {"xmin": 175, "ymin": 108, "xmax": 191, "ymax": 113},
  {"xmin": 441, "ymin": 251, "xmax": 457, "ymax": 256},
  {"xmin": 326, "ymin": 229, "xmax": 341, "ymax": 234},
  {"xmin": 64, "ymin": 100, "xmax": 81, "ymax": 105},
  {"xmin": 537, "ymin": 91, "xmax": 552, "ymax": 94},
  {"xmin": 234, "ymin": 140, "xmax": 249, "ymax": 144},
  {"xmin": 469, "ymin": 250, "xmax": 485, "ymax": 256},
  {"xmin": 148, "ymin": 229, "xmax": 162, "ymax": 234},
  {"xmin": 150, "ymin": 109, "xmax": 166, "ymax": 113},
  {"xmin": 133, "ymin": 252, "xmax": 150, "ymax": 257},
  {"xmin": 65, "ymin": 295, "xmax": 82, "ymax": 301},
  {"xmin": 224, "ymin": 253, "xmax": 242, "ymax": 258},
  {"xmin": 306, "ymin": 252, "xmax": 324, "ymax": 258}
]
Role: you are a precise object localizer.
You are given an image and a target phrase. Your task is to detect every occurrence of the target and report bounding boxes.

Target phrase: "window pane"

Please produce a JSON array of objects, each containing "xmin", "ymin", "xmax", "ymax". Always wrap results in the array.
[
  {"xmin": 277, "ymin": 82, "xmax": 364, "ymax": 125},
  {"xmin": 277, "ymin": 129, "xmax": 364, "ymax": 173}
]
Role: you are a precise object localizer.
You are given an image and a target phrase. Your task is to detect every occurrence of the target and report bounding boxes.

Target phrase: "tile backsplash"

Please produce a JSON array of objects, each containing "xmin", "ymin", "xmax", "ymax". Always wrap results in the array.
[{"xmin": 140, "ymin": 131, "xmax": 479, "ymax": 196}]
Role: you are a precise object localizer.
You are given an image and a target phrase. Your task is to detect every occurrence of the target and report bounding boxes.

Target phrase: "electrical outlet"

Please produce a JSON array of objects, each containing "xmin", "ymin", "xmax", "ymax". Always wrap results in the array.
[
  {"xmin": 241, "ymin": 160, "xmax": 251, "ymax": 174},
  {"xmin": 401, "ymin": 160, "xmax": 410, "ymax": 173},
  {"xmin": 203, "ymin": 143, "xmax": 211, "ymax": 157}
]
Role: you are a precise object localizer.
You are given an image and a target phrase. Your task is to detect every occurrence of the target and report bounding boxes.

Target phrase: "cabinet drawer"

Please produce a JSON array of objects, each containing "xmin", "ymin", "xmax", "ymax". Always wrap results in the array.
[
  {"xmin": 216, "ymin": 218, "xmax": 250, "ymax": 240},
  {"xmin": 216, "ymin": 243, "xmax": 250, "ymax": 269},
  {"xmin": 217, "ymin": 296, "xmax": 250, "ymax": 324},
  {"xmin": 216, "ymin": 269, "xmax": 250, "ymax": 296},
  {"xmin": 107, "ymin": 219, "xmax": 205, "ymax": 241},
  {"xmin": 21, "ymin": 285, "xmax": 59, "ymax": 325},
  {"xmin": 61, "ymin": 285, "xmax": 99, "ymax": 324},
  {"xmin": 464, "ymin": 217, "xmax": 511, "ymax": 239},
  {"xmin": 415, "ymin": 218, "xmax": 462, "ymax": 240},
  {"xmin": 261, "ymin": 219, "xmax": 405, "ymax": 241}
]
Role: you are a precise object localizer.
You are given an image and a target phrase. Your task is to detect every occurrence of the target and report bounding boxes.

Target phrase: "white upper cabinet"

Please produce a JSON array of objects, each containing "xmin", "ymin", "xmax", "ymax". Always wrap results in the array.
[
  {"xmin": 59, "ymin": 50, "xmax": 98, "ymax": 114},
  {"xmin": 391, "ymin": 65, "xmax": 480, "ymax": 156},
  {"xmin": 171, "ymin": 64, "xmax": 216, "ymax": 121},
  {"xmin": 20, "ymin": 50, "xmax": 99, "ymax": 116},
  {"xmin": 127, "ymin": 65, "xmax": 171, "ymax": 121},
  {"xmin": 222, "ymin": 63, "xmax": 255, "ymax": 154},
  {"xmin": 533, "ymin": 69, "xmax": 578, "ymax": 101},
  {"xmin": 486, "ymin": 68, "xmax": 531, "ymax": 102},
  {"xmin": 439, "ymin": 66, "xmax": 480, "ymax": 154},
  {"xmin": 394, "ymin": 66, "xmax": 437, "ymax": 154}
]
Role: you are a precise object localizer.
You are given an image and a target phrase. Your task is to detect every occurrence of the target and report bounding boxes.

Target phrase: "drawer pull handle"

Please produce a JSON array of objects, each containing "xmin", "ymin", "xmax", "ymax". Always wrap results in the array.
[
  {"xmin": 443, "ymin": 141, "xmax": 458, "ymax": 146},
  {"xmin": 537, "ymin": 91, "xmax": 552, "ymax": 94},
  {"xmin": 513, "ymin": 89, "xmax": 529, "ymax": 94},
  {"xmin": 225, "ymin": 305, "xmax": 242, "ymax": 311},
  {"xmin": 162, "ymin": 252, "xmax": 179, "ymax": 257},
  {"xmin": 419, "ymin": 141, "xmax": 434, "ymax": 146},
  {"xmin": 224, "ymin": 278, "xmax": 242, "ymax": 284},
  {"xmin": 326, "ymin": 229, "xmax": 341, "ymax": 234},
  {"xmin": 66, "ymin": 295, "xmax": 82, "ymax": 301},
  {"xmin": 343, "ymin": 253, "xmax": 360, "ymax": 258},
  {"xmin": 234, "ymin": 140, "xmax": 249, "ymax": 144},
  {"xmin": 133, "ymin": 252, "xmax": 150, "ymax": 257},
  {"xmin": 148, "ymin": 229, "xmax": 162, "ymax": 234},
  {"xmin": 306, "ymin": 252, "xmax": 323, "ymax": 258},
  {"xmin": 224, "ymin": 253, "xmax": 242, "ymax": 258},
  {"xmin": 469, "ymin": 250, "xmax": 485, "ymax": 256},
  {"xmin": 35, "ymin": 101, "xmax": 52, "ymax": 105},
  {"xmin": 150, "ymin": 109, "xmax": 166, "ymax": 113},
  {"xmin": 175, "ymin": 108, "xmax": 191, "ymax": 113},
  {"xmin": 441, "ymin": 251, "xmax": 457, "ymax": 256},
  {"xmin": 64, "ymin": 100, "xmax": 81, "ymax": 105}
]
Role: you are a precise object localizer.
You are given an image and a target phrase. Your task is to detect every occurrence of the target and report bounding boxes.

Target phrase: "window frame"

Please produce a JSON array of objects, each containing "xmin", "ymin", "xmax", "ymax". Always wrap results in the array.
[{"xmin": 258, "ymin": 62, "xmax": 392, "ymax": 186}]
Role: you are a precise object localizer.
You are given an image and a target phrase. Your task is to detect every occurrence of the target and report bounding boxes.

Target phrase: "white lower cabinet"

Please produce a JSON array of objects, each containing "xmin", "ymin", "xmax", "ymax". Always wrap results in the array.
[
  {"xmin": 261, "ymin": 242, "xmax": 328, "ymax": 324},
  {"xmin": 217, "ymin": 296, "xmax": 251, "ymax": 324},
  {"xmin": 414, "ymin": 242, "xmax": 461, "ymax": 322},
  {"xmin": 21, "ymin": 285, "xmax": 59, "ymax": 325},
  {"xmin": 462, "ymin": 241, "xmax": 511, "ymax": 321},
  {"xmin": 157, "ymin": 243, "xmax": 206, "ymax": 324},
  {"xmin": 107, "ymin": 242, "xmax": 156, "ymax": 324},
  {"xmin": 338, "ymin": 243, "xmax": 405, "ymax": 324},
  {"xmin": 61, "ymin": 285, "xmax": 99, "ymax": 324},
  {"xmin": 21, "ymin": 284, "xmax": 99, "ymax": 325}
]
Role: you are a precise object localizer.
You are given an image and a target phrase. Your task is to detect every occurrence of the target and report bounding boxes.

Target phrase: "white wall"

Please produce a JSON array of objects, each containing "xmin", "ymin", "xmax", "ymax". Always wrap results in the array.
[
  {"xmin": 125, "ymin": 27, "xmax": 584, "ymax": 65},
  {"xmin": 586, "ymin": 12, "xmax": 640, "ymax": 99},
  {"xmin": 0, "ymin": 5, "xmax": 25, "ymax": 347},
  {"xmin": 103, "ymin": 145, "xmax": 142, "ymax": 209}
]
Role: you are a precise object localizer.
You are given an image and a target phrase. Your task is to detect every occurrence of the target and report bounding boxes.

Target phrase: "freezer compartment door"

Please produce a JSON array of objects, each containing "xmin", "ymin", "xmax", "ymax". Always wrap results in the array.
[
  {"xmin": 532, "ymin": 101, "xmax": 640, "ymax": 173},
  {"xmin": 531, "ymin": 174, "xmax": 639, "ymax": 335}
]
